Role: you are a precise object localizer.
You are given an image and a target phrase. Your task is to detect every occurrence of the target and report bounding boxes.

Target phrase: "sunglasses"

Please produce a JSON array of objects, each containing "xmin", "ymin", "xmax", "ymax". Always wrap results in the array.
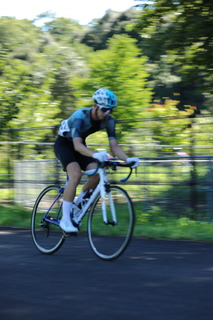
[{"xmin": 99, "ymin": 106, "xmax": 113, "ymax": 114}]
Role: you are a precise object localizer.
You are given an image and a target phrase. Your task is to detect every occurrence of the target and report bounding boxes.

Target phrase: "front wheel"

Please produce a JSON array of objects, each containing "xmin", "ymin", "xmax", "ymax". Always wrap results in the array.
[
  {"xmin": 31, "ymin": 185, "xmax": 65, "ymax": 254},
  {"xmin": 87, "ymin": 186, "xmax": 135, "ymax": 260}
]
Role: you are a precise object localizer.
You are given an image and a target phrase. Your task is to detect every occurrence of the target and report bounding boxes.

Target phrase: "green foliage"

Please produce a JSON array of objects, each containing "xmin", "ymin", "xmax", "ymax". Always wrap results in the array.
[
  {"xmin": 81, "ymin": 8, "xmax": 140, "ymax": 51},
  {"xmin": 0, "ymin": 6, "xmax": 212, "ymax": 151},
  {"xmin": 0, "ymin": 17, "xmax": 41, "ymax": 131},
  {"xmin": 0, "ymin": 16, "xmax": 90, "ymax": 143},
  {"xmin": 136, "ymin": 0, "xmax": 213, "ymax": 68},
  {"xmin": 46, "ymin": 44, "xmax": 90, "ymax": 120},
  {"xmin": 73, "ymin": 34, "xmax": 152, "ymax": 140},
  {"xmin": 147, "ymin": 99, "xmax": 195, "ymax": 145},
  {"xmin": 134, "ymin": 212, "xmax": 213, "ymax": 241},
  {"xmin": 0, "ymin": 205, "xmax": 31, "ymax": 228},
  {"xmin": 1, "ymin": 204, "xmax": 213, "ymax": 241},
  {"xmin": 0, "ymin": 17, "xmax": 40, "ymax": 54},
  {"xmin": 38, "ymin": 16, "xmax": 92, "ymax": 120},
  {"xmin": 44, "ymin": 16, "xmax": 85, "ymax": 44},
  {"xmin": 0, "ymin": 17, "xmax": 60, "ymax": 135},
  {"xmin": 134, "ymin": 0, "xmax": 213, "ymax": 111},
  {"xmin": 0, "ymin": 68, "xmax": 19, "ymax": 132}
]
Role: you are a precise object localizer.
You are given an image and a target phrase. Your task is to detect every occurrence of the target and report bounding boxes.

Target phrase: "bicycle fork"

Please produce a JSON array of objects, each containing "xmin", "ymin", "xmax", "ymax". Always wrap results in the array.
[{"xmin": 100, "ymin": 171, "xmax": 117, "ymax": 226}]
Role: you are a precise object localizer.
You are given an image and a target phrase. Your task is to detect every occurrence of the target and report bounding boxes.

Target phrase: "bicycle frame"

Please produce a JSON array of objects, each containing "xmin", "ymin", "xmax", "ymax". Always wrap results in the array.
[
  {"xmin": 44, "ymin": 187, "xmax": 64, "ymax": 226},
  {"xmin": 43, "ymin": 161, "xmax": 133, "ymax": 229},
  {"xmin": 74, "ymin": 166, "xmax": 114, "ymax": 225},
  {"xmin": 42, "ymin": 167, "xmax": 111, "ymax": 228}
]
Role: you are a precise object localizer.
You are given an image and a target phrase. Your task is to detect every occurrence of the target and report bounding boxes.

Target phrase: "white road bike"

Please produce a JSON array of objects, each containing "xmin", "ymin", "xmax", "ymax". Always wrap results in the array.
[{"xmin": 31, "ymin": 160, "xmax": 135, "ymax": 261}]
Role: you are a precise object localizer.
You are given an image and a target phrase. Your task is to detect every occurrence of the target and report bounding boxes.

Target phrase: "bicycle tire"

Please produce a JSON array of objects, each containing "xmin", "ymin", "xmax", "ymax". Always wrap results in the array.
[
  {"xmin": 31, "ymin": 185, "xmax": 65, "ymax": 254},
  {"xmin": 87, "ymin": 185, "xmax": 135, "ymax": 261}
]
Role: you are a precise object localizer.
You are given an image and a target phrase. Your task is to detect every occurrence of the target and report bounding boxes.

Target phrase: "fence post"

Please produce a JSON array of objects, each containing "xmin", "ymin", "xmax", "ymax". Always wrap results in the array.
[
  {"xmin": 189, "ymin": 116, "xmax": 197, "ymax": 217},
  {"xmin": 206, "ymin": 160, "xmax": 213, "ymax": 221}
]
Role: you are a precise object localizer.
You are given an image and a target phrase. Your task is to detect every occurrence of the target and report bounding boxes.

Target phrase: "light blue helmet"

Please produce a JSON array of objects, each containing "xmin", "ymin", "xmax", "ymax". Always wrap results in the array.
[{"xmin": 92, "ymin": 88, "xmax": 117, "ymax": 109}]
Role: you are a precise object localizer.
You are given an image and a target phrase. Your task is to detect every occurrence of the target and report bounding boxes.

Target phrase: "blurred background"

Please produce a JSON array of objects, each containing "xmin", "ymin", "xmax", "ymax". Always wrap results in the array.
[{"xmin": 0, "ymin": 0, "xmax": 213, "ymax": 224}]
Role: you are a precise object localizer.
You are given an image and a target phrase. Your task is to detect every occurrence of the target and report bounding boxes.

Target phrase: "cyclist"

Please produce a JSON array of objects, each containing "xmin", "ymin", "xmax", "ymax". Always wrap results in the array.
[{"xmin": 54, "ymin": 88, "xmax": 139, "ymax": 233}]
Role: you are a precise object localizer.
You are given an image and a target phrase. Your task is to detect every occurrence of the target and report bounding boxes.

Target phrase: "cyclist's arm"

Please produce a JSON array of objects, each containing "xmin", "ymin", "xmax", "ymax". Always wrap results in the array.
[
  {"xmin": 105, "ymin": 118, "xmax": 127, "ymax": 160},
  {"xmin": 73, "ymin": 137, "xmax": 94, "ymax": 157},
  {"xmin": 109, "ymin": 139, "xmax": 128, "ymax": 161}
]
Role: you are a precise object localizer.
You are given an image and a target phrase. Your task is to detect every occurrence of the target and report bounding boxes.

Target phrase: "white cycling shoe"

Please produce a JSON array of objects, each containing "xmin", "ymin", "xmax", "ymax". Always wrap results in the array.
[{"xmin": 59, "ymin": 219, "xmax": 78, "ymax": 233}]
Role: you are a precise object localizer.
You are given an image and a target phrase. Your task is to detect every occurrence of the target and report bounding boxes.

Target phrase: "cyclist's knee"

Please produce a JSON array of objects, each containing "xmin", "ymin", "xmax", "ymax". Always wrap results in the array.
[
  {"xmin": 71, "ymin": 172, "xmax": 82, "ymax": 186},
  {"xmin": 66, "ymin": 162, "xmax": 82, "ymax": 183}
]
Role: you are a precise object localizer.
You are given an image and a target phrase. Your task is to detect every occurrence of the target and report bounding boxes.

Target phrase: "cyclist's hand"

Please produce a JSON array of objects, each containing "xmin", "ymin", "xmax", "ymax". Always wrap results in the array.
[
  {"xmin": 126, "ymin": 157, "xmax": 140, "ymax": 168},
  {"xmin": 92, "ymin": 151, "xmax": 108, "ymax": 162}
]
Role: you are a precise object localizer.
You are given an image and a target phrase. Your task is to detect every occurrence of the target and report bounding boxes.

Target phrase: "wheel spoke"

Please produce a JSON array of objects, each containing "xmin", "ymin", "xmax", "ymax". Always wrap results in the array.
[
  {"xmin": 31, "ymin": 186, "xmax": 64, "ymax": 254},
  {"xmin": 87, "ymin": 186, "xmax": 135, "ymax": 260}
]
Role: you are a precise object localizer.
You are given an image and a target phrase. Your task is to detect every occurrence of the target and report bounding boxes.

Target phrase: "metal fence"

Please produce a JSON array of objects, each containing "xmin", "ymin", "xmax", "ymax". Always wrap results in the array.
[
  {"xmin": 0, "ymin": 115, "xmax": 213, "ymax": 221},
  {"xmin": 1, "ymin": 154, "xmax": 213, "ymax": 221}
]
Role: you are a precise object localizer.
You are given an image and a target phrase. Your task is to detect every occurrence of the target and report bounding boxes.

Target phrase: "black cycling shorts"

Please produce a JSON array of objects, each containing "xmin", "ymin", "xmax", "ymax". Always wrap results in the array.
[{"xmin": 54, "ymin": 135, "xmax": 95, "ymax": 171}]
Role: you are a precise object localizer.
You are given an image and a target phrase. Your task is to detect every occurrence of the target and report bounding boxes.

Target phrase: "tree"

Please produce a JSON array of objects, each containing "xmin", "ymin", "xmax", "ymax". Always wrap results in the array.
[
  {"xmin": 38, "ymin": 16, "xmax": 92, "ymax": 120},
  {"xmin": 0, "ymin": 17, "xmax": 61, "ymax": 142},
  {"xmin": 147, "ymin": 99, "xmax": 195, "ymax": 146},
  {"xmin": 81, "ymin": 9, "xmax": 140, "ymax": 51},
  {"xmin": 134, "ymin": 0, "xmax": 213, "ymax": 111},
  {"xmin": 0, "ymin": 17, "xmax": 42, "ymax": 132},
  {"xmin": 0, "ymin": 16, "xmax": 90, "ymax": 138},
  {"xmin": 44, "ymin": 16, "xmax": 85, "ymax": 45},
  {"xmin": 0, "ymin": 50, "xmax": 19, "ymax": 132},
  {"xmin": 73, "ymin": 34, "xmax": 152, "ymax": 141}
]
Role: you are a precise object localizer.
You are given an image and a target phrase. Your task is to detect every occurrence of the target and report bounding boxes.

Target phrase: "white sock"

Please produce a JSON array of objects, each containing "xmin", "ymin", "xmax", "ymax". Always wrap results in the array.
[{"xmin": 62, "ymin": 201, "xmax": 73, "ymax": 220}]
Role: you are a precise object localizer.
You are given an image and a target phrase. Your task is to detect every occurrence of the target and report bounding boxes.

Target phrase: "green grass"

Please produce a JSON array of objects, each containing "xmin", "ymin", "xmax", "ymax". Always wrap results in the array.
[
  {"xmin": 133, "ymin": 200, "xmax": 213, "ymax": 241},
  {"xmin": 134, "ymin": 215, "xmax": 213, "ymax": 241},
  {"xmin": 0, "ymin": 205, "xmax": 31, "ymax": 229},
  {"xmin": 1, "ymin": 204, "xmax": 213, "ymax": 241}
]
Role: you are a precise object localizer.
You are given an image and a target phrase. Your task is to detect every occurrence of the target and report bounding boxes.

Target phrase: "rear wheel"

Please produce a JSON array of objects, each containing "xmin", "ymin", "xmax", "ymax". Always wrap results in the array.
[
  {"xmin": 31, "ymin": 185, "xmax": 65, "ymax": 254},
  {"xmin": 87, "ymin": 186, "xmax": 135, "ymax": 260}
]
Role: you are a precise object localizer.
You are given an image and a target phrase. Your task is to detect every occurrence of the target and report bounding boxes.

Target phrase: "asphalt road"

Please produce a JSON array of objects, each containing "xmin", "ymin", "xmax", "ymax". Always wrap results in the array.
[{"xmin": 0, "ymin": 227, "xmax": 213, "ymax": 320}]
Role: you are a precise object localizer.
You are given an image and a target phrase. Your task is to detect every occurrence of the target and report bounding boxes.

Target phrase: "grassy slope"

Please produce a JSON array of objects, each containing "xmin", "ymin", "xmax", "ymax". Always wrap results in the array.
[{"xmin": 0, "ymin": 205, "xmax": 213, "ymax": 241}]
